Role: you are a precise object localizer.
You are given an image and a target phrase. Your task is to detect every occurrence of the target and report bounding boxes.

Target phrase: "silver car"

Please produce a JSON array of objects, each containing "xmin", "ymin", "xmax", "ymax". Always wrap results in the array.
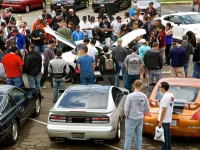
[
  {"xmin": 47, "ymin": 85, "xmax": 129, "ymax": 142},
  {"xmin": 134, "ymin": 0, "xmax": 161, "ymax": 16}
]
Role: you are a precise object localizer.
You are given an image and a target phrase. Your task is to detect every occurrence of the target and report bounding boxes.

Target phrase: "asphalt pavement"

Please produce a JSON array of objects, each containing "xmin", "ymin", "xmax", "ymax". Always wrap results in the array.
[{"xmin": 0, "ymin": 4, "xmax": 200, "ymax": 150}]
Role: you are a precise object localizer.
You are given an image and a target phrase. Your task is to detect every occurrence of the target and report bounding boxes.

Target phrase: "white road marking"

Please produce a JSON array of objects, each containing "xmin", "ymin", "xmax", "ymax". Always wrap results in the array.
[
  {"xmin": 29, "ymin": 118, "xmax": 123, "ymax": 150},
  {"xmin": 29, "ymin": 118, "xmax": 47, "ymax": 125}
]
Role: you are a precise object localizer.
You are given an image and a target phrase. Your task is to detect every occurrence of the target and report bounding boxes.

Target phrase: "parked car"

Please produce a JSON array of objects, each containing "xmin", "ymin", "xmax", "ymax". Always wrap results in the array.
[
  {"xmin": 156, "ymin": 12, "xmax": 200, "ymax": 47},
  {"xmin": 134, "ymin": 0, "xmax": 161, "ymax": 16},
  {"xmin": 50, "ymin": 0, "xmax": 89, "ymax": 11},
  {"xmin": 44, "ymin": 25, "xmax": 146, "ymax": 81},
  {"xmin": 0, "ymin": 85, "xmax": 42, "ymax": 144},
  {"xmin": 1, "ymin": 0, "xmax": 46, "ymax": 13},
  {"xmin": 92, "ymin": 0, "xmax": 131, "ymax": 13},
  {"xmin": 47, "ymin": 85, "xmax": 128, "ymax": 141},
  {"xmin": 143, "ymin": 78, "xmax": 200, "ymax": 137}
]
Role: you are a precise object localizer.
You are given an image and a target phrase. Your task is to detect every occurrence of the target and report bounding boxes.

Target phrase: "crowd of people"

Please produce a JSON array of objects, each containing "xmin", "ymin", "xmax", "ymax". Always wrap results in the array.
[{"xmin": 0, "ymin": 2, "xmax": 200, "ymax": 149}]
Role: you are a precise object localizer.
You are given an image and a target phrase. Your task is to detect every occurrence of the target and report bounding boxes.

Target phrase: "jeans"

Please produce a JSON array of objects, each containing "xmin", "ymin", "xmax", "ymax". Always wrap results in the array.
[
  {"xmin": 147, "ymin": 69, "xmax": 161, "ymax": 92},
  {"xmin": 80, "ymin": 73, "xmax": 94, "ymax": 85},
  {"xmin": 35, "ymin": 45, "xmax": 46, "ymax": 53},
  {"xmin": 0, "ymin": 53, "xmax": 3, "ymax": 62},
  {"xmin": 103, "ymin": 74, "xmax": 115, "ymax": 85},
  {"xmin": 192, "ymin": 62, "xmax": 200, "ymax": 78},
  {"xmin": 6, "ymin": 76, "xmax": 23, "ymax": 88},
  {"xmin": 27, "ymin": 75, "xmax": 41, "ymax": 92},
  {"xmin": 183, "ymin": 63, "xmax": 189, "ymax": 77},
  {"xmin": 40, "ymin": 64, "xmax": 53, "ymax": 87},
  {"xmin": 115, "ymin": 62, "xmax": 125, "ymax": 87},
  {"xmin": 162, "ymin": 123, "xmax": 171, "ymax": 150},
  {"xmin": 53, "ymin": 78, "xmax": 65, "ymax": 103},
  {"xmin": 112, "ymin": 35, "xmax": 118, "ymax": 42},
  {"xmin": 124, "ymin": 118, "xmax": 143, "ymax": 150},
  {"xmin": 125, "ymin": 74, "xmax": 140, "ymax": 93}
]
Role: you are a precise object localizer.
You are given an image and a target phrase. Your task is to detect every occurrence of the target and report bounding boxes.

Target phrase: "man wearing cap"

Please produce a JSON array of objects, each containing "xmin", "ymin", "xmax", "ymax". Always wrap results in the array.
[
  {"xmin": 79, "ymin": 16, "xmax": 92, "ymax": 39},
  {"xmin": 32, "ymin": 15, "xmax": 45, "ymax": 31},
  {"xmin": 99, "ymin": 15, "xmax": 113, "ymax": 45},
  {"xmin": 42, "ymin": 9, "xmax": 52, "ymax": 25},
  {"xmin": 129, "ymin": 4, "xmax": 137, "ymax": 17},
  {"xmin": 67, "ymin": 9, "xmax": 80, "ymax": 26},
  {"xmin": 50, "ymin": 12, "xmax": 63, "ymax": 31},
  {"xmin": 145, "ymin": 2, "xmax": 157, "ymax": 19},
  {"xmin": 111, "ymin": 16, "xmax": 122, "ymax": 42},
  {"xmin": 112, "ymin": 38, "xmax": 127, "ymax": 87},
  {"xmin": 72, "ymin": 25, "xmax": 84, "ymax": 42}
]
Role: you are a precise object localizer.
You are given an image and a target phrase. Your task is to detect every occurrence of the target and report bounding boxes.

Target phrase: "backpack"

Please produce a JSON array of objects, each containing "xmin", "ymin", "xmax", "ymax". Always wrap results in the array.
[{"xmin": 103, "ymin": 54, "xmax": 114, "ymax": 70}]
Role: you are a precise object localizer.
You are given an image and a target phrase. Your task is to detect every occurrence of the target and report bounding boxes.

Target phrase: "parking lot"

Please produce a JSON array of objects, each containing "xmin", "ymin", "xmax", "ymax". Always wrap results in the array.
[{"xmin": 0, "ymin": 3, "xmax": 200, "ymax": 150}]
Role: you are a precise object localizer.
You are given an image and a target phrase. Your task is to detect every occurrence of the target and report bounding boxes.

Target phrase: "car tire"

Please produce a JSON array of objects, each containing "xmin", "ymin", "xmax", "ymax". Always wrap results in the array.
[
  {"xmin": 113, "ymin": 120, "xmax": 121, "ymax": 142},
  {"xmin": 42, "ymin": 1, "xmax": 46, "ymax": 9},
  {"xmin": 25, "ymin": 5, "xmax": 30, "ymax": 13},
  {"xmin": 85, "ymin": 0, "xmax": 89, "ymax": 8},
  {"xmin": 65, "ymin": 65, "xmax": 75, "ymax": 82},
  {"xmin": 32, "ymin": 96, "xmax": 41, "ymax": 117},
  {"xmin": 8, "ymin": 120, "xmax": 18, "ymax": 144}
]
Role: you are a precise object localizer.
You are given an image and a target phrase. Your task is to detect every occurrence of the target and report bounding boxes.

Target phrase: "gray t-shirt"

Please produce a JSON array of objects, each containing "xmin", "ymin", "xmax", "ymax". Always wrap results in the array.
[
  {"xmin": 0, "ymin": 63, "xmax": 5, "ymax": 77},
  {"xmin": 124, "ymin": 91, "xmax": 150, "ymax": 120},
  {"xmin": 124, "ymin": 54, "xmax": 143, "ymax": 75}
]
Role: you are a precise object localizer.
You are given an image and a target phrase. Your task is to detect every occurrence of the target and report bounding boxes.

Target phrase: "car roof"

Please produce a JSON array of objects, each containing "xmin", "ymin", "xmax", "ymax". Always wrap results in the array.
[
  {"xmin": 162, "ymin": 12, "xmax": 199, "ymax": 17},
  {"xmin": 0, "ymin": 85, "xmax": 14, "ymax": 95},
  {"xmin": 157, "ymin": 78, "xmax": 200, "ymax": 88},
  {"xmin": 67, "ymin": 85, "xmax": 111, "ymax": 93}
]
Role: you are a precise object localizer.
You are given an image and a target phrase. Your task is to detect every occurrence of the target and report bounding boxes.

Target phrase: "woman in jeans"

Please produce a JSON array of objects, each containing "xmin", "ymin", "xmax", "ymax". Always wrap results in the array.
[{"xmin": 165, "ymin": 22, "xmax": 173, "ymax": 65}]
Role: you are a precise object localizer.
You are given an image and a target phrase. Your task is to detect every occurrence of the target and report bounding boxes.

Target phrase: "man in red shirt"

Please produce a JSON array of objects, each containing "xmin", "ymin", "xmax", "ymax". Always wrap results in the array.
[
  {"xmin": 2, "ymin": 46, "xmax": 23, "ymax": 87},
  {"xmin": 157, "ymin": 25, "xmax": 166, "ymax": 62}
]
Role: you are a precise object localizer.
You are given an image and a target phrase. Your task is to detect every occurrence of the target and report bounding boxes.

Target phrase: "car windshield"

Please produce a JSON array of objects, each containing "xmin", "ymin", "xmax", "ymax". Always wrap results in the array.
[
  {"xmin": 155, "ymin": 86, "xmax": 199, "ymax": 102},
  {"xmin": 180, "ymin": 14, "xmax": 200, "ymax": 24},
  {"xmin": 0, "ymin": 95, "xmax": 8, "ymax": 114},
  {"xmin": 58, "ymin": 92, "xmax": 108, "ymax": 109}
]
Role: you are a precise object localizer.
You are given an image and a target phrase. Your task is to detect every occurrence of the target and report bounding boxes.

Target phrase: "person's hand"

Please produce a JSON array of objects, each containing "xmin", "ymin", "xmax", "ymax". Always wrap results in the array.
[
  {"xmin": 0, "ymin": 49, "xmax": 3, "ymax": 54},
  {"xmin": 158, "ymin": 122, "xmax": 162, "ymax": 128}
]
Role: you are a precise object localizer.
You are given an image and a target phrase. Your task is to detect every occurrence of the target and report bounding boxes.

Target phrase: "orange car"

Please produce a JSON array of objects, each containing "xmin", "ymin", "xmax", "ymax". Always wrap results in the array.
[{"xmin": 143, "ymin": 78, "xmax": 200, "ymax": 137}]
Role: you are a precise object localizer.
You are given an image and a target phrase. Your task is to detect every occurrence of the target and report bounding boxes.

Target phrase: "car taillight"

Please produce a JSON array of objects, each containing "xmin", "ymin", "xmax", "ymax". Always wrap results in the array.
[
  {"xmin": 144, "ymin": 112, "xmax": 151, "ymax": 117},
  {"xmin": 49, "ymin": 115, "xmax": 66, "ymax": 122},
  {"xmin": 190, "ymin": 109, "xmax": 200, "ymax": 120},
  {"xmin": 91, "ymin": 117, "xmax": 109, "ymax": 123}
]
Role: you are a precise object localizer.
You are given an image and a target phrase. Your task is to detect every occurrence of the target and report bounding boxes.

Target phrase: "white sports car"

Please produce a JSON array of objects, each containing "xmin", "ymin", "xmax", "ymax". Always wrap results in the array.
[{"xmin": 156, "ymin": 12, "xmax": 200, "ymax": 46}]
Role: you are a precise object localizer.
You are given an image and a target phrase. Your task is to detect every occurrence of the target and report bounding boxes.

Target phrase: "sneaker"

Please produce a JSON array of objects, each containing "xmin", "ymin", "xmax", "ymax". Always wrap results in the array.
[{"xmin": 41, "ymin": 85, "xmax": 46, "ymax": 89}]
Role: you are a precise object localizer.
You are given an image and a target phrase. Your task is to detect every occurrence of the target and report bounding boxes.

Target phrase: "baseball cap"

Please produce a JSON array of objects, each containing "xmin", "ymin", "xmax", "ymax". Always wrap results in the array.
[
  {"xmin": 149, "ymin": 1, "xmax": 154, "ymax": 4},
  {"xmin": 139, "ymin": 39, "xmax": 146, "ymax": 43},
  {"xmin": 38, "ymin": 15, "xmax": 43, "ymax": 20},
  {"xmin": 69, "ymin": 9, "xmax": 73, "ymax": 12},
  {"xmin": 116, "ymin": 16, "xmax": 122, "ymax": 20},
  {"xmin": 117, "ymin": 38, "xmax": 123, "ymax": 42},
  {"xmin": 82, "ymin": 16, "xmax": 87, "ymax": 20}
]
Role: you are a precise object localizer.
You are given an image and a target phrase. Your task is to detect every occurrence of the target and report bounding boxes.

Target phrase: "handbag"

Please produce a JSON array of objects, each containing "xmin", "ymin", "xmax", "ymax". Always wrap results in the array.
[{"xmin": 154, "ymin": 126, "xmax": 165, "ymax": 142}]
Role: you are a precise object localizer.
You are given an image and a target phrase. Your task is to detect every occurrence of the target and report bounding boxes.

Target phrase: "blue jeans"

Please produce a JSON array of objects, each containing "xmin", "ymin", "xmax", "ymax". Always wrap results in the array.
[
  {"xmin": 80, "ymin": 73, "xmax": 94, "ymax": 85},
  {"xmin": 124, "ymin": 118, "xmax": 143, "ymax": 150},
  {"xmin": 27, "ymin": 75, "xmax": 41, "ymax": 92},
  {"xmin": 183, "ymin": 63, "xmax": 189, "ymax": 77},
  {"xmin": 125, "ymin": 74, "xmax": 140, "ymax": 93},
  {"xmin": 192, "ymin": 62, "xmax": 200, "ymax": 78},
  {"xmin": 115, "ymin": 62, "xmax": 125, "ymax": 87},
  {"xmin": 35, "ymin": 45, "xmax": 46, "ymax": 53},
  {"xmin": 53, "ymin": 78, "xmax": 65, "ymax": 103},
  {"xmin": 147, "ymin": 69, "xmax": 161, "ymax": 92},
  {"xmin": 0, "ymin": 53, "xmax": 4, "ymax": 62},
  {"xmin": 162, "ymin": 123, "xmax": 171, "ymax": 150},
  {"xmin": 113, "ymin": 35, "xmax": 118, "ymax": 42},
  {"xmin": 6, "ymin": 76, "xmax": 23, "ymax": 88}
]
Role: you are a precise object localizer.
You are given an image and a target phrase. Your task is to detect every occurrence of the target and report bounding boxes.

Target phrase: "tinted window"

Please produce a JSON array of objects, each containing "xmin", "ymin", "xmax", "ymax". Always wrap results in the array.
[
  {"xmin": 168, "ymin": 16, "xmax": 182, "ymax": 23},
  {"xmin": 58, "ymin": 92, "xmax": 108, "ymax": 109},
  {"xmin": 156, "ymin": 86, "xmax": 199, "ymax": 102},
  {"xmin": 9, "ymin": 88, "xmax": 26, "ymax": 103},
  {"xmin": 0, "ymin": 96, "xmax": 13, "ymax": 114},
  {"xmin": 180, "ymin": 14, "xmax": 200, "ymax": 24},
  {"xmin": 111, "ymin": 87, "xmax": 123, "ymax": 107}
]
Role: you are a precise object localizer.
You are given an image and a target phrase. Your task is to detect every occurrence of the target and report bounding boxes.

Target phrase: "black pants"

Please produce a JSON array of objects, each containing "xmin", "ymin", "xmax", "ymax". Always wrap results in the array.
[
  {"xmin": 40, "ymin": 65, "xmax": 53, "ymax": 87},
  {"xmin": 165, "ymin": 44, "xmax": 171, "ymax": 65}
]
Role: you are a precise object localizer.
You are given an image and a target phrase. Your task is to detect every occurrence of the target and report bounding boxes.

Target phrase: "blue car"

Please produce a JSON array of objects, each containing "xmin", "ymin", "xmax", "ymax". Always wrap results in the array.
[{"xmin": 0, "ymin": 85, "xmax": 42, "ymax": 144}]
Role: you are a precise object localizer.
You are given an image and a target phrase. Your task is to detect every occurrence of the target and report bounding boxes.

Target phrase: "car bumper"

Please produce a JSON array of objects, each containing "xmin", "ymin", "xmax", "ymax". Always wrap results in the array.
[
  {"xmin": 1, "ymin": 4, "xmax": 24, "ymax": 11},
  {"xmin": 47, "ymin": 123, "xmax": 117, "ymax": 140},
  {"xmin": 50, "ymin": 4, "xmax": 75, "ymax": 10},
  {"xmin": 143, "ymin": 113, "xmax": 200, "ymax": 137}
]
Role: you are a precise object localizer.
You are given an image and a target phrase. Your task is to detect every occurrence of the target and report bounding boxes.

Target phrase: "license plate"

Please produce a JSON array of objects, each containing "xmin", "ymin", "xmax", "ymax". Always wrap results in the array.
[
  {"xmin": 100, "ymin": 4, "xmax": 104, "ymax": 7},
  {"xmin": 72, "ymin": 133, "xmax": 85, "ymax": 139},
  {"xmin": 170, "ymin": 120, "xmax": 177, "ymax": 126}
]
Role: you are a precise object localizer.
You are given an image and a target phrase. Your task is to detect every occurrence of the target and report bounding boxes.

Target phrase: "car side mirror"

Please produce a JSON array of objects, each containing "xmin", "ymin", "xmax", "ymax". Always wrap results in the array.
[{"xmin": 174, "ymin": 22, "xmax": 181, "ymax": 26}]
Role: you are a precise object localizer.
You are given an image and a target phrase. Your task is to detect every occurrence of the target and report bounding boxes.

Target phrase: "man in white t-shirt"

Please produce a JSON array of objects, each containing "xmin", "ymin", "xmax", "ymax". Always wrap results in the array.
[
  {"xmin": 87, "ymin": 38, "xmax": 98, "ymax": 62},
  {"xmin": 111, "ymin": 16, "xmax": 122, "ymax": 42},
  {"xmin": 79, "ymin": 16, "xmax": 92, "ymax": 39},
  {"xmin": 158, "ymin": 81, "xmax": 174, "ymax": 150}
]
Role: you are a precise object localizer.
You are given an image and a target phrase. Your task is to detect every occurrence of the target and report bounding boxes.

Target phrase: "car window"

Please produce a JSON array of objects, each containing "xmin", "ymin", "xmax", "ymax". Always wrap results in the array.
[
  {"xmin": 58, "ymin": 92, "xmax": 108, "ymax": 109},
  {"xmin": 168, "ymin": 15, "xmax": 182, "ymax": 24},
  {"xmin": 155, "ymin": 86, "xmax": 199, "ymax": 102},
  {"xmin": 0, "ymin": 96, "xmax": 13, "ymax": 114},
  {"xmin": 111, "ymin": 87, "xmax": 123, "ymax": 107},
  {"xmin": 180, "ymin": 14, "xmax": 200, "ymax": 24},
  {"xmin": 9, "ymin": 88, "xmax": 26, "ymax": 103}
]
